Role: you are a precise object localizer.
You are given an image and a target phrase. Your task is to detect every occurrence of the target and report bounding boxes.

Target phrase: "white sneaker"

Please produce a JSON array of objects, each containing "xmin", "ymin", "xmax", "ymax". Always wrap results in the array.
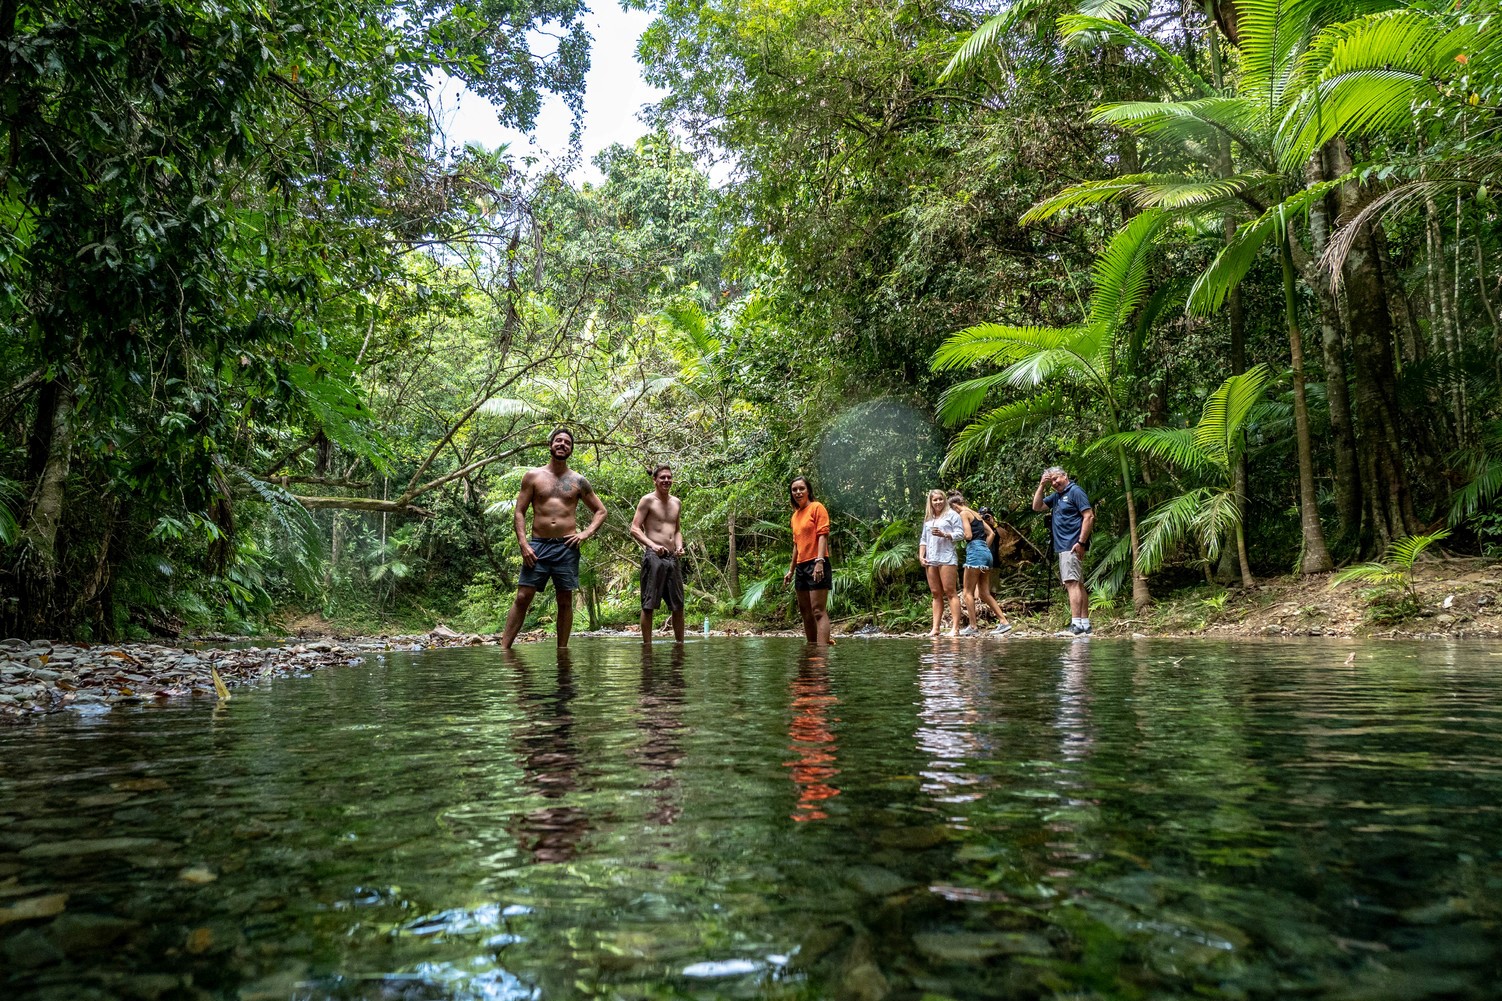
[
  {"xmin": 992, "ymin": 623, "xmax": 1013, "ymax": 636},
  {"xmin": 958, "ymin": 626, "xmax": 978, "ymax": 636}
]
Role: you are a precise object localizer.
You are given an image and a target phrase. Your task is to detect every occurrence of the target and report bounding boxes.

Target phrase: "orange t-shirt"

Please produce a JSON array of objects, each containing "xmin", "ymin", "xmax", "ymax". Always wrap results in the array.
[{"xmin": 791, "ymin": 501, "xmax": 830, "ymax": 563}]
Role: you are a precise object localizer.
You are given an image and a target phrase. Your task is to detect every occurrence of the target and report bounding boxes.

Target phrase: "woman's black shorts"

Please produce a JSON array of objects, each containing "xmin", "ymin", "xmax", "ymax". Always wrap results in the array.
[{"xmin": 794, "ymin": 557, "xmax": 832, "ymax": 592}]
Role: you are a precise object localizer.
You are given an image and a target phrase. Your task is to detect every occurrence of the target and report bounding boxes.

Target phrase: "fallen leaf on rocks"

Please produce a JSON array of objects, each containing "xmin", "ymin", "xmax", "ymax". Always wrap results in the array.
[
  {"xmin": 210, "ymin": 667, "xmax": 231, "ymax": 702},
  {"xmin": 103, "ymin": 650, "xmax": 142, "ymax": 665},
  {"xmin": 110, "ymin": 778, "xmax": 169, "ymax": 792},
  {"xmin": 0, "ymin": 893, "xmax": 68, "ymax": 925},
  {"xmin": 185, "ymin": 927, "xmax": 214, "ymax": 954}
]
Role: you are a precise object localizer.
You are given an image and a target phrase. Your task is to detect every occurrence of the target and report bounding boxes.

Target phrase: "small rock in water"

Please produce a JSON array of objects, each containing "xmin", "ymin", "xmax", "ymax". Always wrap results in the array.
[
  {"xmin": 19, "ymin": 837, "xmax": 165, "ymax": 858},
  {"xmin": 2, "ymin": 926, "xmax": 64, "ymax": 968},
  {"xmin": 0, "ymin": 892, "xmax": 68, "ymax": 926},
  {"xmin": 912, "ymin": 930, "xmax": 1053, "ymax": 962},
  {"xmin": 177, "ymin": 866, "xmax": 217, "ymax": 885},
  {"xmin": 844, "ymin": 865, "xmax": 918, "ymax": 897},
  {"xmin": 49, "ymin": 912, "xmax": 139, "ymax": 953}
]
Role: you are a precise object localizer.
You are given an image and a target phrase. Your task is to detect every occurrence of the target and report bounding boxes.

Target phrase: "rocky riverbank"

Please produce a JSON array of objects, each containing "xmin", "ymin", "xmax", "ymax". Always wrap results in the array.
[{"xmin": 0, "ymin": 627, "xmax": 500, "ymax": 721}]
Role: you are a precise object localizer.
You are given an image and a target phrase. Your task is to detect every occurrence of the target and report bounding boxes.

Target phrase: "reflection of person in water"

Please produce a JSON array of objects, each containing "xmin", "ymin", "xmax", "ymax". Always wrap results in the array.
[
  {"xmin": 506, "ymin": 649, "xmax": 591, "ymax": 863},
  {"xmin": 1057, "ymin": 638, "xmax": 1093, "ymax": 764},
  {"xmin": 784, "ymin": 649, "xmax": 841, "ymax": 822},
  {"xmin": 915, "ymin": 641, "xmax": 987, "ymax": 804},
  {"xmin": 637, "ymin": 644, "xmax": 687, "ymax": 825}
]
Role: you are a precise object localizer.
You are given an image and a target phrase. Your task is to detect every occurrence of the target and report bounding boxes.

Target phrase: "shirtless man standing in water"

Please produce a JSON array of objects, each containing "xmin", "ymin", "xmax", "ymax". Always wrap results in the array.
[
  {"xmin": 501, "ymin": 428, "xmax": 608, "ymax": 649},
  {"xmin": 629, "ymin": 464, "xmax": 686, "ymax": 644}
]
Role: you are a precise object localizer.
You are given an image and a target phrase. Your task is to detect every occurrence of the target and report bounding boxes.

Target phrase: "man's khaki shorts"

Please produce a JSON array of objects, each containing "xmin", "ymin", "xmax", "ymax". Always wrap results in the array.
[{"xmin": 1057, "ymin": 550, "xmax": 1084, "ymax": 584}]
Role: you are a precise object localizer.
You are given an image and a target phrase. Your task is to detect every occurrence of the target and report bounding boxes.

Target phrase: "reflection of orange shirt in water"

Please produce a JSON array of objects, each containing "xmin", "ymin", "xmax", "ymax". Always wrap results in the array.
[{"xmin": 785, "ymin": 659, "xmax": 840, "ymax": 822}]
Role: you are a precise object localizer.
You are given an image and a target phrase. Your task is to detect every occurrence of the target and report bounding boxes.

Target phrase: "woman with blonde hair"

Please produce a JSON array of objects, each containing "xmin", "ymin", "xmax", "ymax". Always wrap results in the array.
[
  {"xmin": 950, "ymin": 491, "xmax": 1011, "ymax": 636},
  {"xmin": 919, "ymin": 488, "xmax": 963, "ymax": 637}
]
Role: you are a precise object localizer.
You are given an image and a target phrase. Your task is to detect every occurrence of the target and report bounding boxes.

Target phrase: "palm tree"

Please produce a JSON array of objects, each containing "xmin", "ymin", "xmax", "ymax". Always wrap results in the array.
[
  {"xmin": 931, "ymin": 210, "xmax": 1171, "ymax": 612},
  {"xmin": 1015, "ymin": 2, "xmax": 1366, "ymax": 573},
  {"xmin": 1089, "ymin": 365, "xmax": 1272, "ymax": 587}
]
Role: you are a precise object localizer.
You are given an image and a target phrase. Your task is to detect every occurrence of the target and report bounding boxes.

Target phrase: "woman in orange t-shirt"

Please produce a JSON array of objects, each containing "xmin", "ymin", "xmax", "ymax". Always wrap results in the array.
[{"xmin": 782, "ymin": 475, "xmax": 832, "ymax": 645}]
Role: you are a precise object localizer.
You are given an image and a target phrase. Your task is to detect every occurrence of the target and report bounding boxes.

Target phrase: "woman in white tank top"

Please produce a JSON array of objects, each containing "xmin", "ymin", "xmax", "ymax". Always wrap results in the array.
[{"xmin": 918, "ymin": 489, "xmax": 963, "ymax": 636}]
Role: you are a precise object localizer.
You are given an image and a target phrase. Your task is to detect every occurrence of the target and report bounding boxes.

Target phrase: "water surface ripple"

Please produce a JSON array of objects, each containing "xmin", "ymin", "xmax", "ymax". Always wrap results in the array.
[{"xmin": 3, "ymin": 638, "xmax": 1501, "ymax": 1000}]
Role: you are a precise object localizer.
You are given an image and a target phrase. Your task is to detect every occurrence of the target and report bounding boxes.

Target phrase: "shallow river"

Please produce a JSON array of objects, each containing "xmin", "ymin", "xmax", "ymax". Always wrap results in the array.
[{"xmin": 3, "ymin": 638, "xmax": 1502, "ymax": 1000}]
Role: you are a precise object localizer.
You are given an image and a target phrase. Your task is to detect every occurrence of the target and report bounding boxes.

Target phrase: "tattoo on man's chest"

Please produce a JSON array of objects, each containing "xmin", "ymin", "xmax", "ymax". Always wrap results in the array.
[{"xmin": 547, "ymin": 472, "xmax": 583, "ymax": 499}]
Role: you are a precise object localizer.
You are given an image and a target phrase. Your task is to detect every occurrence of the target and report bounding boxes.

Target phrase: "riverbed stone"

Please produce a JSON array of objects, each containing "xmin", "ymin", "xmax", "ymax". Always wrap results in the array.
[
  {"xmin": 19, "ymin": 837, "xmax": 165, "ymax": 858},
  {"xmin": 913, "ymin": 930, "xmax": 1053, "ymax": 963},
  {"xmin": 0, "ymin": 893, "xmax": 68, "ymax": 925},
  {"xmin": 117, "ymin": 973, "xmax": 183, "ymax": 1001},
  {"xmin": 844, "ymin": 865, "xmax": 918, "ymax": 897},
  {"xmin": 49, "ymin": 912, "xmax": 139, "ymax": 953},
  {"xmin": 3, "ymin": 925, "xmax": 65, "ymax": 968}
]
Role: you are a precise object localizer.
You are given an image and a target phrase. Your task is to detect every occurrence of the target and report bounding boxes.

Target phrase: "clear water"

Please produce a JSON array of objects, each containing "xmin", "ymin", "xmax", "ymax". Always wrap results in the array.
[{"xmin": 3, "ymin": 638, "xmax": 1502, "ymax": 1000}]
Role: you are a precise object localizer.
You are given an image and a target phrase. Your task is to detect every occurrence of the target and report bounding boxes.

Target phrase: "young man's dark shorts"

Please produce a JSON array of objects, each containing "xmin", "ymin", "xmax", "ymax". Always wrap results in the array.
[
  {"xmin": 640, "ymin": 548, "xmax": 685, "ymax": 612},
  {"xmin": 518, "ymin": 537, "xmax": 580, "ymax": 592},
  {"xmin": 794, "ymin": 557, "xmax": 832, "ymax": 592}
]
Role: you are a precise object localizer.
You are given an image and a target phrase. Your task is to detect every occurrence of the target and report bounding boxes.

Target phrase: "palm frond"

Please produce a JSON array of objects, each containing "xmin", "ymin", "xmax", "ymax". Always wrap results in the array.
[
  {"xmin": 1449, "ymin": 457, "xmax": 1502, "ymax": 526},
  {"xmin": 930, "ymin": 323, "xmax": 1080, "ymax": 373},
  {"xmin": 1194, "ymin": 364, "xmax": 1272, "ymax": 460},
  {"xmin": 1058, "ymin": 14, "xmax": 1218, "ymax": 97},
  {"xmin": 0, "ymin": 475, "xmax": 20, "ymax": 547},
  {"xmin": 1076, "ymin": 0, "xmax": 1151, "ymax": 19},
  {"xmin": 1088, "ymin": 209, "xmax": 1168, "ymax": 331},
  {"xmin": 1021, "ymin": 174, "xmax": 1157, "ymax": 224},
  {"xmin": 478, "ymin": 397, "xmax": 538, "ymax": 418},
  {"xmin": 612, "ymin": 375, "xmax": 679, "ymax": 409},
  {"xmin": 940, "ymin": 1, "xmax": 1049, "ymax": 82},
  {"xmin": 1194, "ymin": 489, "xmax": 1245, "ymax": 562},
  {"xmin": 1086, "ymin": 530, "xmax": 1134, "ymax": 596},
  {"xmin": 940, "ymin": 391, "xmax": 1067, "ymax": 473},
  {"xmin": 1387, "ymin": 529, "xmax": 1450, "ymax": 569},
  {"xmin": 1135, "ymin": 487, "xmax": 1214, "ymax": 573},
  {"xmin": 1091, "ymin": 98, "xmax": 1266, "ymax": 162},
  {"xmin": 1186, "ymin": 176, "xmax": 1347, "ymax": 315},
  {"xmin": 1091, "ymin": 427, "xmax": 1214, "ymax": 473},
  {"xmin": 935, "ymin": 371, "xmax": 1016, "ymax": 426},
  {"xmin": 1330, "ymin": 561, "xmax": 1405, "ymax": 587}
]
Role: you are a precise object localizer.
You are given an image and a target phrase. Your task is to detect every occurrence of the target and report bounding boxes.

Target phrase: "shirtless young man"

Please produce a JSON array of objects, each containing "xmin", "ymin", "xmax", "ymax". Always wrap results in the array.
[
  {"xmin": 629, "ymin": 464, "xmax": 686, "ymax": 644},
  {"xmin": 501, "ymin": 428, "xmax": 608, "ymax": 649}
]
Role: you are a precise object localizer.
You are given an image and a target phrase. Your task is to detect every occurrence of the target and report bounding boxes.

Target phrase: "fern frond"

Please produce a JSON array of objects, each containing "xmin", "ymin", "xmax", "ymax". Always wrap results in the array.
[{"xmin": 940, "ymin": 1, "xmax": 1049, "ymax": 82}]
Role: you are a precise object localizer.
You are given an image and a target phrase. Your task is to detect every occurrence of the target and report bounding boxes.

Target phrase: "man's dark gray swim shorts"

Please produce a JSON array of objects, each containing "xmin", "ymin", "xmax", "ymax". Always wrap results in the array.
[
  {"xmin": 519, "ymin": 537, "xmax": 580, "ymax": 592},
  {"xmin": 639, "ymin": 549, "xmax": 685, "ymax": 612}
]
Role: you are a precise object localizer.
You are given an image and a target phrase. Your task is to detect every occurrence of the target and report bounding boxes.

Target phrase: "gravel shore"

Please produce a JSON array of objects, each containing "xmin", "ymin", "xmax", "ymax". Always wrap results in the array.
[{"xmin": 0, "ymin": 627, "xmax": 499, "ymax": 721}]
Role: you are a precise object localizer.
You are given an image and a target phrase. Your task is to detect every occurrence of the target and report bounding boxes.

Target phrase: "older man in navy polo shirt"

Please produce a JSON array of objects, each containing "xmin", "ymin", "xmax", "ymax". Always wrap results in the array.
[{"xmin": 1032, "ymin": 465, "xmax": 1095, "ymax": 636}]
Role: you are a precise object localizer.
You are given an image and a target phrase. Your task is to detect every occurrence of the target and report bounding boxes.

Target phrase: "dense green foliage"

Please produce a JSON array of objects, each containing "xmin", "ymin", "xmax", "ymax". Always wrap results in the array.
[{"xmin": 2, "ymin": 0, "xmax": 1499, "ymax": 637}]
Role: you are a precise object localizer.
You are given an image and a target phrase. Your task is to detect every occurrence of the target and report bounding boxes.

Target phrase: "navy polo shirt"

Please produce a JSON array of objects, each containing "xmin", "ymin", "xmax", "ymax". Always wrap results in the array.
[{"xmin": 1044, "ymin": 482, "xmax": 1092, "ymax": 553}]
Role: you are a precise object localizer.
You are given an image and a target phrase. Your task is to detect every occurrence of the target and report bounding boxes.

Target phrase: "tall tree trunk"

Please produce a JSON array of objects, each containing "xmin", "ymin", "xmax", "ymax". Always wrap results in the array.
[
  {"xmin": 1307, "ymin": 152, "xmax": 1360, "ymax": 548},
  {"xmin": 1476, "ymin": 238, "xmax": 1502, "ymax": 390},
  {"xmin": 23, "ymin": 381, "xmax": 74, "ymax": 561},
  {"xmin": 1425, "ymin": 195, "xmax": 1466, "ymax": 434},
  {"xmin": 1116, "ymin": 446, "xmax": 1151, "ymax": 612},
  {"xmin": 1278, "ymin": 232, "xmax": 1334, "ymax": 573},
  {"xmin": 1336, "ymin": 174, "xmax": 1422, "ymax": 549},
  {"xmin": 726, "ymin": 509, "xmax": 739, "ymax": 605},
  {"xmin": 1207, "ymin": 14, "xmax": 1252, "ymax": 587}
]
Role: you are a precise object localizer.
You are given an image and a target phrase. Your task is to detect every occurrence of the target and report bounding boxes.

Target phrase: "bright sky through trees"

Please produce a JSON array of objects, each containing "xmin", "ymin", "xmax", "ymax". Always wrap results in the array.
[{"xmin": 430, "ymin": 4, "xmax": 663, "ymax": 181}]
